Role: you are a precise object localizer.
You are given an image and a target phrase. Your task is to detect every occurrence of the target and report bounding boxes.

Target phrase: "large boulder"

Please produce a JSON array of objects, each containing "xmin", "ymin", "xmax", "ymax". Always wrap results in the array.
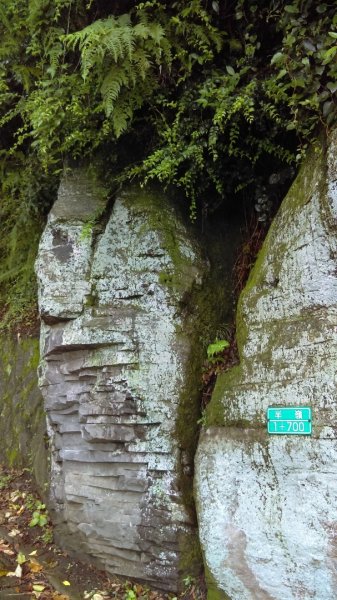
[
  {"xmin": 195, "ymin": 132, "xmax": 337, "ymax": 599},
  {"xmin": 36, "ymin": 169, "xmax": 217, "ymax": 591}
]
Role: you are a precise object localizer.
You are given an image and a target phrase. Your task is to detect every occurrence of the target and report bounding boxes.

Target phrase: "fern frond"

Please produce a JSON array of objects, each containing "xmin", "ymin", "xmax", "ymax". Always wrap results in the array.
[
  {"xmin": 46, "ymin": 41, "xmax": 63, "ymax": 78},
  {"xmin": 147, "ymin": 21, "xmax": 164, "ymax": 45},
  {"xmin": 132, "ymin": 48, "xmax": 151, "ymax": 80},
  {"xmin": 100, "ymin": 66, "xmax": 128, "ymax": 116},
  {"xmin": 133, "ymin": 22, "xmax": 151, "ymax": 40},
  {"xmin": 111, "ymin": 95, "xmax": 133, "ymax": 138}
]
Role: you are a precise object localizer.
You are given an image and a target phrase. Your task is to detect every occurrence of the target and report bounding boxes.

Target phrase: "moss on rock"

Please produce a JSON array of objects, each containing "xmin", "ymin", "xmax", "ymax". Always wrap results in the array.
[{"xmin": 0, "ymin": 335, "xmax": 48, "ymax": 492}]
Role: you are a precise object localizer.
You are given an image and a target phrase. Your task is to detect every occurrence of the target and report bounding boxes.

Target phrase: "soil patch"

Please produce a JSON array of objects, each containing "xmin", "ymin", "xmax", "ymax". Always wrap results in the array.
[{"xmin": 0, "ymin": 466, "xmax": 205, "ymax": 600}]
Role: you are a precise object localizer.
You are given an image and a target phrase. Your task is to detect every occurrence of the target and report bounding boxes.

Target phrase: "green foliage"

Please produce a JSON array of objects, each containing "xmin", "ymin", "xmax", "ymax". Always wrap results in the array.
[
  {"xmin": 0, "ymin": 473, "xmax": 12, "ymax": 489},
  {"xmin": 28, "ymin": 501, "xmax": 48, "ymax": 528},
  {"xmin": 0, "ymin": 162, "xmax": 57, "ymax": 330},
  {"xmin": 0, "ymin": 1, "xmax": 336, "ymax": 207},
  {"xmin": 132, "ymin": 1, "xmax": 337, "ymax": 216},
  {"xmin": 0, "ymin": 0, "xmax": 337, "ymax": 324},
  {"xmin": 207, "ymin": 339, "xmax": 230, "ymax": 363}
]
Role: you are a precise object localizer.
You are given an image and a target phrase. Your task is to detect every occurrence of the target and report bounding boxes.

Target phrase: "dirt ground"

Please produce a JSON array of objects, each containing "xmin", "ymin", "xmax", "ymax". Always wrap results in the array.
[{"xmin": 0, "ymin": 466, "xmax": 205, "ymax": 600}]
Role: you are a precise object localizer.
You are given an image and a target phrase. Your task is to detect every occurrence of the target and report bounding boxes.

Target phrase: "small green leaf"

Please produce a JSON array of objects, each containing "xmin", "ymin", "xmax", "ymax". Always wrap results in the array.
[
  {"xmin": 17, "ymin": 552, "xmax": 26, "ymax": 565},
  {"xmin": 29, "ymin": 517, "xmax": 39, "ymax": 527},
  {"xmin": 276, "ymin": 69, "xmax": 287, "ymax": 80},
  {"xmin": 319, "ymin": 90, "xmax": 330, "ymax": 101},
  {"xmin": 327, "ymin": 111, "xmax": 336, "ymax": 125},
  {"xmin": 38, "ymin": 515, "xmax": 47, "ymax": 527},
  {"xmin": 226, "ymin": 65, "xmax": 235, "ymax": 75},
  {"xmin": 291, "ymin": 77, "xmax": 306, "ymax": 88},
  {"xmin": 323, "ymin": 100, "xmax": 334, "ymax": 117},
  {"xmin": 271, "ymin": 52, "xmax": 284, "ymax": 65},
  {"xmin": 207, "ymin": 339, "xmax": 230, "ymax": 359},
  {"xmin": 327, "ymin": 81, "xmax": 337, "ymax": 94},
  {"xmin": 284, "ymin": 4, "xmax": 299, "ymax": 13},
  {"xmin": 285, "ymin": 34, "xmax": 296, "ymax": 45},
  {"xmin": 328, "ymin": 32, "xmax": 337, "ymax": 39},
  {"xmin": 322, "ymin": 46, "xmax": 337, "ymax": 64}
]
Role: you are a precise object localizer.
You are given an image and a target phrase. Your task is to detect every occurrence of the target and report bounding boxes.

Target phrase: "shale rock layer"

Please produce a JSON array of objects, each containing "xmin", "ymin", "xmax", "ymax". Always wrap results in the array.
[{"xmin": 36, "ymin": 172, "xmax": 207, "ymax": 591}]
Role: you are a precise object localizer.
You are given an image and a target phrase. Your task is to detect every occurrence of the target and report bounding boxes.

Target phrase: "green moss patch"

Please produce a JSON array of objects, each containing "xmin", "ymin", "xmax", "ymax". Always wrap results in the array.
[{"xmin": 0, "ymin": 335, "xmax": 48, "ymax": 492}]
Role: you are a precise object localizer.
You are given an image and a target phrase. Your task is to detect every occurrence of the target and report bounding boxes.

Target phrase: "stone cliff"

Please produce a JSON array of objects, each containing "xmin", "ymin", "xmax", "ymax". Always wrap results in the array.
[
  {"xmin": 9, "ymin": 127, "xmax": 336, "ymax": 598},
  {"xmin": 35, "ymin": 169, "xmax": 223, "ymax": 591},
  {"xmin": 195, "ymin": 133, "xmax": 337, "ymax": 599}
]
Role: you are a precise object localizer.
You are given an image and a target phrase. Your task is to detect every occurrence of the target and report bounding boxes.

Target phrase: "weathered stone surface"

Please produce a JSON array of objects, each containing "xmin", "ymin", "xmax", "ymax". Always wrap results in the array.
[
  {"xmin": 0, "ymin": 335, "xmax": 48, "ymax": 491},
  {"xmin": 195, "ymin": 131, "xmax": 337, "ymax": 599},
  {"xmin": 36, "ymin": 175, "xmax": 211, "ymax": 590}
]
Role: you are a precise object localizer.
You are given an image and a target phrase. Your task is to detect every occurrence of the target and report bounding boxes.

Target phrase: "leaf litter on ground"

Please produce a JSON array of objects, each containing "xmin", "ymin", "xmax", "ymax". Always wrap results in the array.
[{"xmin": 0, "ymin": 465, "xmax": 206, "ymax": 600}]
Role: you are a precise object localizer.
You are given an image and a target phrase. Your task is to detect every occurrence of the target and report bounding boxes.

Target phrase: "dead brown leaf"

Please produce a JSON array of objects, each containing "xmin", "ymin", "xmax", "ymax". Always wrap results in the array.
[
  {"xmin": 29, "ymin": 559, "xmax": 43, "ymax": 573},
  {"xmin": 8, "ymin": 528, "xmax": 20, "ymax": 537},
  {"xmin": 0, "ymin": 541, "xmax": 15, "ymax": 555}
]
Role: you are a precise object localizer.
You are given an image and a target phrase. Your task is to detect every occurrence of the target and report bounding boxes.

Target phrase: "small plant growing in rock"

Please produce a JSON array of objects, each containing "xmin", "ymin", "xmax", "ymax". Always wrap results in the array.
[{"xmin": 206, "ymin": 339, "xmax": 229, "ymax": 364}]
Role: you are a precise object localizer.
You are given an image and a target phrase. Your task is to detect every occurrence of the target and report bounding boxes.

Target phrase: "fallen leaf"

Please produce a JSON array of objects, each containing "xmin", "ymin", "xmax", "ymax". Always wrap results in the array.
[
  {"xmin": 0, "ymin": 542, "xmax": 15, "ymax": 555},
  {"xmin": 29, "ymin": 550, "xmax": 38, "ymax": 556},
  {"xmin": 33, "ymin": 584, "xmax": 46, "ymax": 592},
  {"xmin": 0, "ymin": 569, "xmax": 10, "ymax": 577},
  {"xmin": 17, "ymin": 551, "xmax": 26, "ymax": 564},
  {"xmin": 134, "ymin": 584, "xmax": 143, "ymax": 594},
  {"xmin": 62, "ymin": 580, "xmax": 71, "ymax": 586},
  {"xmin": 8, "ymin": 528, "xmax": 20, "ymax": 537},
  {"xmin": 10, "ymin": 492, "xmax": 20, "ymax": 503},
  {"xmin": 29, "ymin": 559, "xmax": 43, "ymax": 573},
  {"xmin": 6, "ymin": 563, "xmax": 22, "ymax": 578},
  {"xmin": 46, "ymin": 559, "xmax": 58, "ymax": 568}
]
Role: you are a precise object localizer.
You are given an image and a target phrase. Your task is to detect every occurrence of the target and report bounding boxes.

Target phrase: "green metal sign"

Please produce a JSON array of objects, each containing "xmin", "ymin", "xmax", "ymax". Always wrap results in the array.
[{"xmin": 267, "ymin": 407, "xmax": 312, "ymax": 435}]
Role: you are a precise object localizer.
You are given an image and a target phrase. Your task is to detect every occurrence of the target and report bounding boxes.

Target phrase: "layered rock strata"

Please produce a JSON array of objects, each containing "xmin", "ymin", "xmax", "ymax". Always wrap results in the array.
[
  {"xmin": 36, "ymin": 170, "xmax": 208, "ymax": 591},
  {"xmin": 195, "ymin": 132, "xmax": 337, "ymax": 599}
]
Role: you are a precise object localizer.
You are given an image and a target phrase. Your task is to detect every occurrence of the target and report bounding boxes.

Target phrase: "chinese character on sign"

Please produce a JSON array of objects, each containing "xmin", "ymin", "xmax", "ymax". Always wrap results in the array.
[
  {"xmin": 295, "ymin": 410, "xmax": 302, "ymax": 419},
  {"xmin": 275, "ymin": 411, "xmax": 281, "ymax": 419}
]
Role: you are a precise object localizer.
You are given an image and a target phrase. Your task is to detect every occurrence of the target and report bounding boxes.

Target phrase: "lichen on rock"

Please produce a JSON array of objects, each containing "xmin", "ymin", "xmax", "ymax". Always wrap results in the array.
[
  {"xmin": 36, "ymin": 170, "xmax": 217, "ymax": 591},
  {"xmin": 195, "ymin": 130, "xmax": 337, "ymax": 599}
]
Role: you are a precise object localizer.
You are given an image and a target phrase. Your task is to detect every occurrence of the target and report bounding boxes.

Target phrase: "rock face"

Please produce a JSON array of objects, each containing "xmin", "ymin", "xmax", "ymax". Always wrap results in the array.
[
  {"xmin": 195, "ymin": 131, "xmax": 337, "ymax": 599},
  {"xmin": 0, "ymin": 335, "xmax": 47, "ymax": 490},
  {"xmin": 36, "ymin": 169, "xmax": 211, "ymax": 591}
]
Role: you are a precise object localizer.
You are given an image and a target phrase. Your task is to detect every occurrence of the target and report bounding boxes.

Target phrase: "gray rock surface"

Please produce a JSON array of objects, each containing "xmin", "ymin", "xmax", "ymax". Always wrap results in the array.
[
  {"xmin": 36, "ymin": 172, "xmax": 209, "ymax": 591},
  {"xmin": 195, "ymin": 131, "xmax": 337, "ymax": 599}
]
